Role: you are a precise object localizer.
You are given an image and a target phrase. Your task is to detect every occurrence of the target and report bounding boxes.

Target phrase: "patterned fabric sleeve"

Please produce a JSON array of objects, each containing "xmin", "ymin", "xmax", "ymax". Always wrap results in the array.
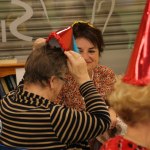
[
  {"xmin": 49, "ymin": 81, "xmax": 111, "ymax": 144},
  {"xmin": 94, "ymin": 65, "xmax": 116, "ymax": 101}
]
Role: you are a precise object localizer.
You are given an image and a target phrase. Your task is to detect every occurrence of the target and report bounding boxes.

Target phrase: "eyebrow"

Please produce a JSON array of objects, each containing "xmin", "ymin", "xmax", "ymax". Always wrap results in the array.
[
  {"xmin": 89, "ymin": 47, "xmax": 96, "ymax": 50},
  {"xmin": 78, "ymin": 46, "xmax": 95, "ymax": 50}
]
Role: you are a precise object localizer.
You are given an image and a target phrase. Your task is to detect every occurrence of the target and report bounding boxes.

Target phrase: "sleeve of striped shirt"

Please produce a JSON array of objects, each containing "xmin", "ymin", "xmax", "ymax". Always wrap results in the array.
[{"xmin": 49, "ymin": 80, "xmax": 111, "ymax": 144}]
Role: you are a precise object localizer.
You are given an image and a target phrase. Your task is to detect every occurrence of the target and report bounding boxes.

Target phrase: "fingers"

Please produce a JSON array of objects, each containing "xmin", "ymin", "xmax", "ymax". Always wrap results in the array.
[
  {"xmin": 64, "ymin": 50, "xmax": 83, "ymax": 61},
  {"xmin": 64, "ymin": 51, "xmax": 85, "ymax": 66},
  {"xmin": 109, "ymin": 107, "xmax": 117, "ymax": 129},
  {"xmin": 64, "ymin": 50, "xmax": 90, "ymax": 85},
  {"xmin": 33, "ymin": 38, "xmax": 46, "ymax": 51},
  {"xmin": 110, "ymin": 124, "xmax": 116, "ymax": 129}
]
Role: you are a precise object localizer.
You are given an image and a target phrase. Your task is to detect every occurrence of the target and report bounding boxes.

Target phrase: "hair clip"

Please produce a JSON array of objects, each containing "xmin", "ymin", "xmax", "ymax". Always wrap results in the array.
[{"xmin": 72, "ymin": 20, "xmax": 94, "ymax": 28}]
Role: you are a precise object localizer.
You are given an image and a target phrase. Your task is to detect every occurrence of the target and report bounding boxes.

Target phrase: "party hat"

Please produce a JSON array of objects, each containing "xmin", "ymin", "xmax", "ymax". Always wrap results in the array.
[
  {"xmin": 46, "ymin": 26, "xmax": 79, "ymax": 52},
  {"xmin": 122, "ymin": 0, "xmax": 150, "ymax": 86}
]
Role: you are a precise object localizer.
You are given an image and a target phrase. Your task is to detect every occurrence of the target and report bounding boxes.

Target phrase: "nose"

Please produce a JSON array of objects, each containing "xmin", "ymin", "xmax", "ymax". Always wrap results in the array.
[{"xmin": 81, "ymin": 52, "xmax": 90, "ymax": 61}]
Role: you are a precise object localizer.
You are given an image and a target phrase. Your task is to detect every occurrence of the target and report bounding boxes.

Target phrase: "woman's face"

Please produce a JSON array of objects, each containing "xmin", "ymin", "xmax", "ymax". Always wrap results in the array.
[{"xmin": 76, "ymin": 37, "xmax": 100, "ymax": 71}]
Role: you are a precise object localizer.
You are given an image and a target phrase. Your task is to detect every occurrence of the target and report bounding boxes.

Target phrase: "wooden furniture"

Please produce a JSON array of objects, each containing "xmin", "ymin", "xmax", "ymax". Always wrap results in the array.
[{"xmin": 0, "ymin": 63, "xmax": 25, "ymax": 78}]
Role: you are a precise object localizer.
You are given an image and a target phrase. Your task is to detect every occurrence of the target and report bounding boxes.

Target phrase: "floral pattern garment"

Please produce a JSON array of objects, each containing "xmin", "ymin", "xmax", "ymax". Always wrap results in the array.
[
  {"xmin": 100, "ymin": 135, "xmax": 149, "ymax": 150},
  {"xmin": 55, "ymin": 64, "xmax": 116, "ymax": 111}
]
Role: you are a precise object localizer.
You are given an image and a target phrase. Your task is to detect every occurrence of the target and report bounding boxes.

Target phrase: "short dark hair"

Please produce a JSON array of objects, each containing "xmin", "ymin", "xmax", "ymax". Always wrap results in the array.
[
  {"xmin": 24, "ymin": 44, "xmax": 67, "ymax": 87},
  {"xmin": 73, "ymin": 21, "xmax": 104, "ymax": 56}
]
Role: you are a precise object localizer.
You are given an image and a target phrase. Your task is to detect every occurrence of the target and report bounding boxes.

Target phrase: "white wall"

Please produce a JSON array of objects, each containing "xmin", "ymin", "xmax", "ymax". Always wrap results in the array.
[{"xmin": 100, "ymin": 49, "xmax": 132, "ymax": 75}]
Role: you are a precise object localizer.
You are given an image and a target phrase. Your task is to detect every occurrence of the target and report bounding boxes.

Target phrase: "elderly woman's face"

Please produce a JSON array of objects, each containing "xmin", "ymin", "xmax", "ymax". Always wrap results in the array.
[{"xmin": 76, "ymin": 37, "xmax": 99, "ymax": 71}]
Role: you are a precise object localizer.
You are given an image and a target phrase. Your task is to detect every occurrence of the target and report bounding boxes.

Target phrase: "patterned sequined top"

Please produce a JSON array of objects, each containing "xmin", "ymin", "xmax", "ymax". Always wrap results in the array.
[
  {"xmin": 0, "ymin": 81, "xmax": 110, "ymax": 150},
  {"xmin": 100, "ymin": 135, "xmax": 149, "ymax": 150},
  {"xmin": 55, "ymin": 65, "xmax": 116, "ymax": 111}
]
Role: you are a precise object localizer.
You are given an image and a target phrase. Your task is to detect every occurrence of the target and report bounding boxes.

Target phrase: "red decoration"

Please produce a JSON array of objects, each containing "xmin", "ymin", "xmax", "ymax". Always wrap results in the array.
[
  {"xmin": 46, "ymin": 26, "xmax": 73, "ymax": 51},
  {"xmin": 123, "ymin": 0, "xmax": 150, "ymax": 86}
]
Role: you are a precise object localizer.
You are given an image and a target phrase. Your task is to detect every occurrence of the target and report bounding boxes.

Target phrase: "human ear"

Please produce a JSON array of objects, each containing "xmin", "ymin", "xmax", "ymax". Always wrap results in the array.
[{"xmin": 48, "ymin": 76, "xmax": 57, "ymax": 89}]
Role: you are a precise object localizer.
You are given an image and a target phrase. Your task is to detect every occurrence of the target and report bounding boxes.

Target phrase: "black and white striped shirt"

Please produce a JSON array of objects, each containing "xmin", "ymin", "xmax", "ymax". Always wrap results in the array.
[{"xmin": 0, "ymin": 81, "xmax": 110, "ymax": 150}]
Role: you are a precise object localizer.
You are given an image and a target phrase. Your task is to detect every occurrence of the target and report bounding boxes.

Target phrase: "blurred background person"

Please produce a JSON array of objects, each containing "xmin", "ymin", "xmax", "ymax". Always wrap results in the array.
[
  {"xmin": 101, "ymin": 76, "xmax": 150, "ymax": 149},
  {"xmin": 101, "ymin": 1, "xmax": 150, "ymax": 148}
]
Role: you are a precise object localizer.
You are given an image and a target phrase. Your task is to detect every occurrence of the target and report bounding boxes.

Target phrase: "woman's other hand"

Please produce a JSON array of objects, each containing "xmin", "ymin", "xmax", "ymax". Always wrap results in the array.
[{"xmin": 109, "ymin": 107, "xmax": 117, "ymax": 129}]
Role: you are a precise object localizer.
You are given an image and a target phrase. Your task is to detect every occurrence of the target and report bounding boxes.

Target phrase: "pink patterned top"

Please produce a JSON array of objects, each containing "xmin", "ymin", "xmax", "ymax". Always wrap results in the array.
[{"xmin": 55, "ymin": 65, "xmax": 116, "ymax": 111}]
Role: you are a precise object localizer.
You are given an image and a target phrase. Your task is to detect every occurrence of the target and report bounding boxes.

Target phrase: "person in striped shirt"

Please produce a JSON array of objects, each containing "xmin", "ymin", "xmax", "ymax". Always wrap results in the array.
[{"xmin": 0, "ymin": 43, "xmax": 110, "ymax": 150}]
